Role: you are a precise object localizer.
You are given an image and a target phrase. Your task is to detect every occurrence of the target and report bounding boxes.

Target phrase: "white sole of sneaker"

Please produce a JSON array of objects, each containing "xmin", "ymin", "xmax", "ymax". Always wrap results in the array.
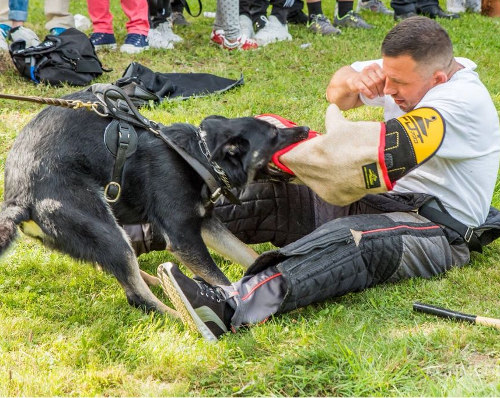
[
  {"xmin": 94, "ymin": 43, "xmax": 117, "ymax": 51},
  {"xmin": 158, "ymin": 263, "xmax": 219, "ymax": 342},
  {"xmin": 119, "ymin": 44, "xmax": 149, "ymax": 54}
]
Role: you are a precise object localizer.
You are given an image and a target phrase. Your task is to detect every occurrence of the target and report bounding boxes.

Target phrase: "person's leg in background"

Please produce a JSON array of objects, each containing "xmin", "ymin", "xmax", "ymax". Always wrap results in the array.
[
  {"xmin": 119, "ymin": 0, "xmax": 150, "ymax": 53},
  {"xmin": 238, "ymin": 0, "xmax": 255, "ymax": 38},
  {"xmin": 45, "ymin": 0, "xmax": 74, "ymax": 34},
  {"xmin": 249, "ymin": 0, "xmax": 270, "ymax": 32},
  {"xmin": 211, "ymin": 0, "xmax": 258, "ymax": 50},
  {"xmin": 390, "ymin": 0, "xmax": 417, "ymax": 19},
  {"xmin": 287, "ymin": 0, "xmax": 308, "ymax": 23},
  {"xmin": 87, "ymin": 0, "xmax": 117, "ymax": 49},
  {"xmin": 170, "ymin": 0, "xmax": 190, "ymax": 25},
  {"xmin": 2, "ymin": 0, "xmax": 28, "ymax": 27},
  {"xmin": 0, "ymin": 0, "xmax": 30, "ymax": 50},
  {"xmin": 253, "ymin": 0, "xmax": 292, "ymax": 46},
  {"xmin": 120, "ymin": 0, "xmax": 149, "ymax": 35},
  {"xmin": 0, "ymin": 0, "xmax": 40, "ymax": 51},
  {"xmin": 147, "ymin": 0, "xmax": 182, "ymax": 49}
]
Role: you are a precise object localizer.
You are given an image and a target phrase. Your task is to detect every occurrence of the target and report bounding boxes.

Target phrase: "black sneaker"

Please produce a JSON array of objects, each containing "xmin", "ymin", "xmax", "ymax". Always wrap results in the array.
[
  {"xmin": 158, "ymin": 262, "xmax": 234, "ymax": 342},
  {"xmin": 417, "ymin": 5, "xmax": 460, "ymax": 18},
  {"xmin": 171, "ymin": 11, "xmax": 190, "ymax": 26},
  {"xmin": 308, "ymin": 14, "xmax": 342, "ymax": 35}
]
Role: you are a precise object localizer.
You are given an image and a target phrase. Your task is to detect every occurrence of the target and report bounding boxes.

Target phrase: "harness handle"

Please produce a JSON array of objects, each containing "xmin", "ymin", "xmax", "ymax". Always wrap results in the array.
[{"xmin": 101, "ymin": 86, "xmax": 158, "ymax": 132}]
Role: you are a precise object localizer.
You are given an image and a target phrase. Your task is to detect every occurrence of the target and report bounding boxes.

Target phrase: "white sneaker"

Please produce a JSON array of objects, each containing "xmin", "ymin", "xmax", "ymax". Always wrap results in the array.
[
  {"xmin": 148, "ymin": 27, "xmax": 175, "ymax": 49},
  {"xmin": 239, "ymin": 14, "xmax": 254, "ymax": 39},
  {"xmin": 254, "ymin": 15, "xmax": 291, "ymax": 46},
  {"xmin": 74, "ymin": 14, "xmax": 91, "ymax": 31},
  {"xmin": 159, "ymin": 21, "xmax": 183, "ymax": 43},
  {"xmin": 9, "ymin": 26, "xmax": 41, "ymax": 48},
  {"xmin": 0, "ymin": 34, "xmax": 7, "ymax": 51}
]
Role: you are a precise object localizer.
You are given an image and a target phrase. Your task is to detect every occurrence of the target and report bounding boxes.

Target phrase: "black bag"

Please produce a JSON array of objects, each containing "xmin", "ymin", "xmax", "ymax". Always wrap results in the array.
[{"xmin": 9, "ymin": 28, "xmax": 104, "ymax": 86}]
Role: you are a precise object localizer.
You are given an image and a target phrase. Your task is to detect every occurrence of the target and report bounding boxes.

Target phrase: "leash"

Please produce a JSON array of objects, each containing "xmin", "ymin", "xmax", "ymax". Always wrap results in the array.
[
  {"xmin": 0, "ymin": 92, "xmax": 108, "ymax": 116},
  {"xmin": 0, "ymin": 87, "xmax": 240, "ymax": 205}
]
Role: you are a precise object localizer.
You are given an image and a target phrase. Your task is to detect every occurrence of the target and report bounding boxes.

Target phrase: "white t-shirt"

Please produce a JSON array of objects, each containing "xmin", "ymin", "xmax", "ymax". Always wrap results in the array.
[{"xmin": 351, "ymin": 58, "xmax": 500, "ymax": 226}]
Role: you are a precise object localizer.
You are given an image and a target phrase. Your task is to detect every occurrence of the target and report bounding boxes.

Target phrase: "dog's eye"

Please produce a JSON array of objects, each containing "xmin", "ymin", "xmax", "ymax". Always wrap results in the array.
[
  {"xmin": 226, "ymin": 144, "xmax": 238, "ymax": 156},
  {"xmin": 271, "ymin": 128, "xmax": 278, "ymax": 137}
]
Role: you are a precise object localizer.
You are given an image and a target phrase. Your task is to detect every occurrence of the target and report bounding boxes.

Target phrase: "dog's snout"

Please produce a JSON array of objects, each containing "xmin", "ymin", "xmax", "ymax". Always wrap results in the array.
[{"xmin": 299, "ymin": 126, "xmax": 310, "ymax": 139}]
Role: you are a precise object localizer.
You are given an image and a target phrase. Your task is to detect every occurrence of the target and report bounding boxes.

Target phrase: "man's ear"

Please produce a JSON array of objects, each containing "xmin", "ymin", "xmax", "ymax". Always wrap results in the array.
[{"xmin": 433, "ymin": 70, "xmax": 448, "ymax": 86}]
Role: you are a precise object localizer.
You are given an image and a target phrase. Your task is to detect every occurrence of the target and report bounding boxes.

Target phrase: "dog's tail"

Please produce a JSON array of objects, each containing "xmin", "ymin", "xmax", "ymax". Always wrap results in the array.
[{"xmin": 0, "ymin": 204, "xmax": 29, "ymax": 257}]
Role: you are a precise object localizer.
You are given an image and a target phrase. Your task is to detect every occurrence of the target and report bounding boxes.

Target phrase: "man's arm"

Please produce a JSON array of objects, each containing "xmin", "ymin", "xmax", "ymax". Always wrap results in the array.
[{"xmin": 326, "ymin": 64, "xmax": 387, "ymax": 111}]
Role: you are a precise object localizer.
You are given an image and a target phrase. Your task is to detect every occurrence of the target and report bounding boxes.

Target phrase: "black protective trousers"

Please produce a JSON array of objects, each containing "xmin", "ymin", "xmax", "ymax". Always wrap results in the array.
[{"xmin": 226, "ymin": 209, "xmax": 469, "ymax": 327}]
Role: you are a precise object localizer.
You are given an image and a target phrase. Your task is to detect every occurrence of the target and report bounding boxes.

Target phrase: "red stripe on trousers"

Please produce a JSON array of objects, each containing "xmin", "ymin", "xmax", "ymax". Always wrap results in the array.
[
  {"xmin": 241, "ymin": 272, "xmax": 283, "ymax": 301},
  {"xmin": 362, "ymin": 224, "xmax": 441, "ymax": 235}
]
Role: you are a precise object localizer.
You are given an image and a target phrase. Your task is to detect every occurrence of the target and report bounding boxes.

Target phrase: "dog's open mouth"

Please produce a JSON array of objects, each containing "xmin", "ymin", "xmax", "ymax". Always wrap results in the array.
[
  {"xmin": 263, "ymin": 127, "xmax": 310, "ymax": 182},
  {"xmin": 265, "ymin": 161, "xmax": 295, "ymax": 182}
]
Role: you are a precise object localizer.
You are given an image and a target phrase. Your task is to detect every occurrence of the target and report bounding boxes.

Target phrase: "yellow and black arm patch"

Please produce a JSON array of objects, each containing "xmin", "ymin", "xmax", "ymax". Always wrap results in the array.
[{"xmin": 384, "ymin": 107, "xmax": 446, "ymax": 182}]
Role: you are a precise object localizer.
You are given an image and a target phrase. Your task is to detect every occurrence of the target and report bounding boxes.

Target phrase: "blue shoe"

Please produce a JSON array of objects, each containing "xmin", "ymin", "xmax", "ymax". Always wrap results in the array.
[
  {"xmin": 50, "ymin": 27, "xmax": 66, "ymax": 36},
  {"xmin": 89, "ymin": 32, "xmax": 117, "ymax": 50},
  {"xmin": 0, "ymin": 23, "xmax": 11, "ymax": 38},
  {"xmin": 120, "ymin": 33, "xmax": 149, "ymax": 54}
]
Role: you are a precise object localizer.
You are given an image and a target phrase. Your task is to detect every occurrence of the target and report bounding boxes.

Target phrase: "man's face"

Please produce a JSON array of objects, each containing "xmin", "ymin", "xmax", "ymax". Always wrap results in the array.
[{"xmin": 382, "ymin": 55, "xmax": 436, "ymax": 112}]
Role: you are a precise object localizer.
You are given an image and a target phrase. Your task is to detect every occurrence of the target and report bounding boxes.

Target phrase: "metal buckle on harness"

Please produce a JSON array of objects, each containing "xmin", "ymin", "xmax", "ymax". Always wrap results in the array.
[
  {"xmin": 104, "ymin": 182, "xmax": 122, "ymax": 203},
  {"xmin": 464, "ymin": 227, "xmax": 474, "ymax": 243},
  {"xmin": 210, "ymin": 187, "xmax": 222, "ymax": 204}
]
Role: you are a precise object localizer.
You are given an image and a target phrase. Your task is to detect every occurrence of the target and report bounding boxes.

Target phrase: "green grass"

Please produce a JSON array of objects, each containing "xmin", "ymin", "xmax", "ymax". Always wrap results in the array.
[{"xmin": 1, "ymin": 0, "xmax": 499, "ymax": 396}]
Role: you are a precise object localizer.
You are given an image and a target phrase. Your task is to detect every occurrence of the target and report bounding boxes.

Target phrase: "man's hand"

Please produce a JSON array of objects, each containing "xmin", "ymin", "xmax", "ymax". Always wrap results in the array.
[
  {"xmin": 326, "ymin": 64, "xmax": 386, "ymax": 111},
  {"xmin": 347, "ymin": 63, "xmax": 386, "ymax": 100}
]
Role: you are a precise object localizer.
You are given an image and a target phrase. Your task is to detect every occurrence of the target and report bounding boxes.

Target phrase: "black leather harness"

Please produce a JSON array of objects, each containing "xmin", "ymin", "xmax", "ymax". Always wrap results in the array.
[{"xmin": 93, "ymin": 84, "xmax": 241, "ymax": 206}]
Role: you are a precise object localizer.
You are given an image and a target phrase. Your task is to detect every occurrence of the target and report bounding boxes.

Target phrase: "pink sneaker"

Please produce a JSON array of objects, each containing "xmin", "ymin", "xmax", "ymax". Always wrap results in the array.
[{"xmin": 210, "ymin": 29, "xmax": 258, "ymax": 50}]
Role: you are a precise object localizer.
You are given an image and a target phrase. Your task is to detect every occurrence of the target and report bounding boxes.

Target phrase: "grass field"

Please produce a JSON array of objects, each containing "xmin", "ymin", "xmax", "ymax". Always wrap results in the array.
[{"xmin": 0, "ymin": 0, "xmax": 499, "ymax": 395}]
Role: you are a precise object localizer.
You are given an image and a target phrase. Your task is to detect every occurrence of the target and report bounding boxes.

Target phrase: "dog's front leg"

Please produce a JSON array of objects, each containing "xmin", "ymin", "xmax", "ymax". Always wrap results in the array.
[
  {"xmin": 201, "ymin": 217, "xmax": 259, "ymax": 270},
  {"xmin": 161, "ymin": 222, "xmax": 231, "ymax": 286}
]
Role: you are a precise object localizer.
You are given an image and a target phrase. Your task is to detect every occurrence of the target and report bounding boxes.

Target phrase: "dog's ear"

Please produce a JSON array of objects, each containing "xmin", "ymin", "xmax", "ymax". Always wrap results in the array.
[
  {"xmin": 201, "ymin": 115, "xmax": 229, "ymax": 123},
  {"xmin": 210, "ymin": 136, "xmax": 248, "ymax": 163}
]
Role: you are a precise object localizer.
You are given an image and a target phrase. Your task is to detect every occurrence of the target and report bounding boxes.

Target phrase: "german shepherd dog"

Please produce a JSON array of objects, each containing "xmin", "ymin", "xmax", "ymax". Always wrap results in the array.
[{"xmin": 0, "ymin": 91, "xmax": 309, "ymax": 316}]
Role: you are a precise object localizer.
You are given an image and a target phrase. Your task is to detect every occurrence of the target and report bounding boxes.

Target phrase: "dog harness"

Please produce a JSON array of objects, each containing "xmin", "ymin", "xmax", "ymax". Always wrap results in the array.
[{"xmin": 91, "ymin": 84, "xmax": 242, "ymax": 205}]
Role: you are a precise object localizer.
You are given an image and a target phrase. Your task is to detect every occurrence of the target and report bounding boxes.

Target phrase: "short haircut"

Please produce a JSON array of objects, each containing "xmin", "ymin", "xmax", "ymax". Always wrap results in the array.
[{"xmin": 381, "ymin": 16, "xmax": 454, "ymax": 71}]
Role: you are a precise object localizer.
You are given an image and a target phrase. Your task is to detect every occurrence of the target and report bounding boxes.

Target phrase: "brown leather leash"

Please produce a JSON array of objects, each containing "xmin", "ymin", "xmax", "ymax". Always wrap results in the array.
[{"xmin": 0, "ymin": 92, "xmax": 108, "ymax": 115}]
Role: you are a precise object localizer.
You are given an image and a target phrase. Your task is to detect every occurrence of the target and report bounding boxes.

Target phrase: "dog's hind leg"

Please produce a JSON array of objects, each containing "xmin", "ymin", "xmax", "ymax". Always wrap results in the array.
[
  {"xmin": 201, "ymin": 217, "xmax": 259, "ymax": 270},
  {"xmin": 32, "ymin": 199, "xmax": 178, "ymax": 318}
]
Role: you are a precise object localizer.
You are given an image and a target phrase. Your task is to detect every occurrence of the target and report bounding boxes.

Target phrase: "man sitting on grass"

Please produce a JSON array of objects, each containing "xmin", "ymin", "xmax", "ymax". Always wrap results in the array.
[{"xmin": 157, "ymin": 16, "xmax": 500, "ymax": 341}]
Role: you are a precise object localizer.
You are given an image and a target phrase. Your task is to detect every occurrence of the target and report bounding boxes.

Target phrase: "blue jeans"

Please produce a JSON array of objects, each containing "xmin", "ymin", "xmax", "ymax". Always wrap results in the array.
[{"xmin": 9, "ymin": 0, "xmax": 29, "ymax": 21}]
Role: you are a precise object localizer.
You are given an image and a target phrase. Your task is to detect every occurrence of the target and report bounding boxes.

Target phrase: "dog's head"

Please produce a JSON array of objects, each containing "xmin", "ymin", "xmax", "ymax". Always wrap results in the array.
[{"xmin": 199, "ymin": 115, "xmax": 309, "ymax": 186}]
